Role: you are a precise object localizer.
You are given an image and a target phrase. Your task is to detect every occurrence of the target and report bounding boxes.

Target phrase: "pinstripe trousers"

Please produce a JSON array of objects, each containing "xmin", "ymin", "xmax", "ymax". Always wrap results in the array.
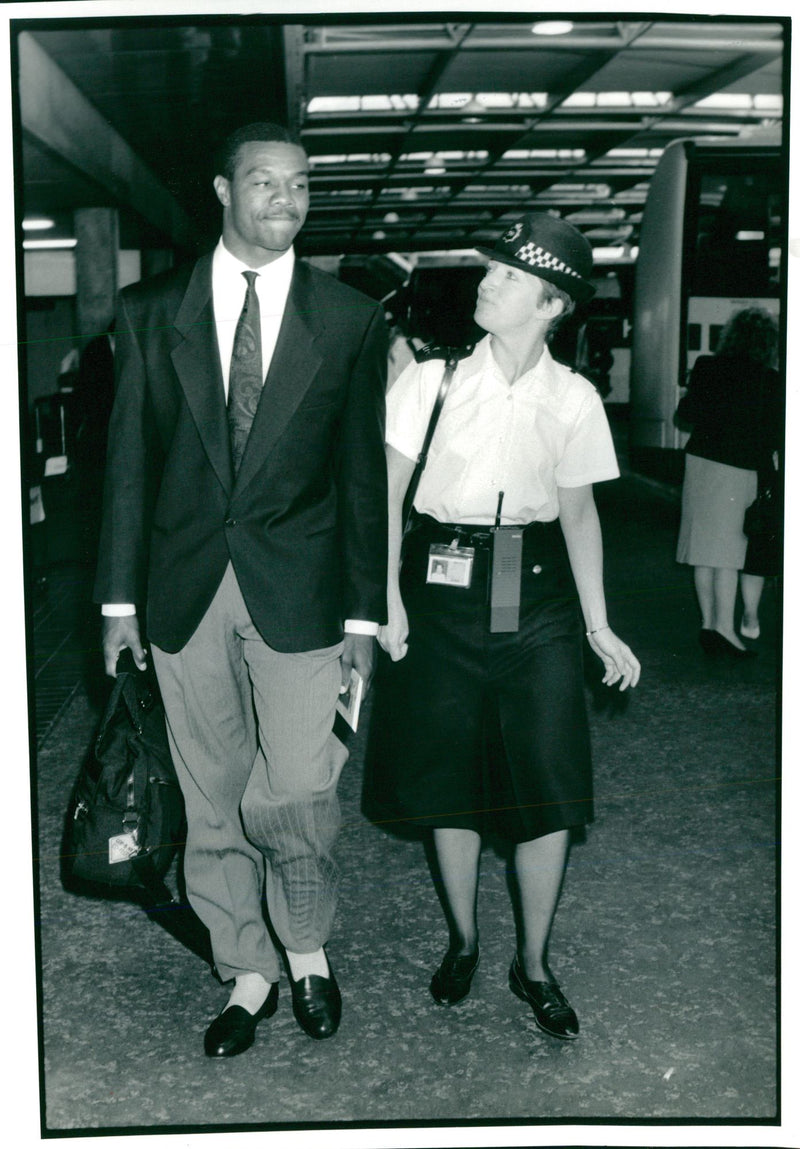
[{"xmin": 152, "ymin": 562, "xmax": 347, "ymax": 984}]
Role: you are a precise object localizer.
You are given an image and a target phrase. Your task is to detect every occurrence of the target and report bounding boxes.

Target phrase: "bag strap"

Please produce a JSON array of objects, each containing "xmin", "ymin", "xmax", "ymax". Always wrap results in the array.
[{"xmin": 402, "ymin": 346, "xmax": 469, "ymax": 533}]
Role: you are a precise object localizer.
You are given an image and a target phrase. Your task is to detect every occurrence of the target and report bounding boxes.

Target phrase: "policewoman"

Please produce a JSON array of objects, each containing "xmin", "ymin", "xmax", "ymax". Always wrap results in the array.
[{"xmin": 364, "ymin": 213, "xmax": 640, "ymax": 1040}]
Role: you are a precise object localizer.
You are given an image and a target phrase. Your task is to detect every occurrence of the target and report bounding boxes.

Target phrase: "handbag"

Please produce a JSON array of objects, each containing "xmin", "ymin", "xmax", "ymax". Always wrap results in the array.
[
  {"xmin": 402, "ymin": 344, "xmax": 473, "ymax": 535},
  {"xmin": 63, "ymin": 649, "xmax": 185, "ymax": 901},
  {"xmin": 743, "ymin": 367, "xmax": 782, "ymax": 547},
  {"xmin": 743, "ymin": 477, "xmax": 781, "ymax": 543},
  {"xmin": 743, "ymin": 434, "xmax": 782, "ymax": 547}
]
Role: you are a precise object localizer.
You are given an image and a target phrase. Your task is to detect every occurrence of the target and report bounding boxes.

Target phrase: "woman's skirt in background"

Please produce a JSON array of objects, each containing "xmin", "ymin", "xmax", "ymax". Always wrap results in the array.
[{"xmin": 676, "ymin": 452, "xmax": 757, "ymax": 569}]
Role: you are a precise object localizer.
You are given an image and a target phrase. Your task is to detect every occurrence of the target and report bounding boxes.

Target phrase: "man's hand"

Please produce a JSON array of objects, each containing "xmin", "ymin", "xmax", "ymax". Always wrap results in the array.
[
  {"xmin": 102, "ymin": 614, "xmax": 147, "ymax": 677},
  {"xmin": 340, "ymin": 633, "xmax": 377, "ymax": 696}
]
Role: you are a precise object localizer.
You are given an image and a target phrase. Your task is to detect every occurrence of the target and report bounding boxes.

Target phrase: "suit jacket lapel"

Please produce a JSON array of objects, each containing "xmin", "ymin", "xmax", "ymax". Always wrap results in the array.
[
  {"xmin": 233, "ymin": 261, "xmax": 324, "ymax": 493},
  {"xmin": 170, "ymin": 253, "xmax": 234, "ymax": 496}
]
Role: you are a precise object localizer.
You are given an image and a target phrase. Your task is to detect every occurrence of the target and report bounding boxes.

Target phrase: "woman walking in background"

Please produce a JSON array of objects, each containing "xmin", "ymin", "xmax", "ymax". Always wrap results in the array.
[{"xmin": 675, "ymin": 306, "xmax": 781, "ymax": 657}]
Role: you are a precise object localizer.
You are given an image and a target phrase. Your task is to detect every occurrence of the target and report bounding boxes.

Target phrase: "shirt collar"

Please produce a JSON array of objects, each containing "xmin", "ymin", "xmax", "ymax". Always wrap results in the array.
[
  {"xmin": 213, "ymin": 238, "xmax": 295, "ymax": 292},
  {"xmin": 459, "ymin": 334, "xmax": 493, "ymax": 381},
  {"xmin": 480, "ymin": 336, "xmax": 560, "ymax": 393},
  {"xmin": 527, "ymin": 342, "xmax": 560, "ymax": 392}
]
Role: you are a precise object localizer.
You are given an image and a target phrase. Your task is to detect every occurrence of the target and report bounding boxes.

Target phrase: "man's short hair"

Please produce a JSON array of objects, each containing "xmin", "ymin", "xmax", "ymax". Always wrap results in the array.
[{"xmin": 214, "ymin": 122, "xmax": 305, "ymax": 182}]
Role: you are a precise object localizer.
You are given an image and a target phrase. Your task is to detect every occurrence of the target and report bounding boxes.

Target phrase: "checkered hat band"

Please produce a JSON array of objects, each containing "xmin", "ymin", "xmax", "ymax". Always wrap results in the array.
[{"xmin": 513, "ymin": 241, "xmax": 581, "ymax": 280}]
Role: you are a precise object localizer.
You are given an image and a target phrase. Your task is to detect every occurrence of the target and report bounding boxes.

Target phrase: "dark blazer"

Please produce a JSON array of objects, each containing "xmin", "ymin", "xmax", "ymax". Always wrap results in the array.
[
  {"xmin": 676, "ymin": 353, "xmax": 782, "ymax": 473},
  {"xmin": 93, "ymin": 252, "xmax": 389, "ymax": 654}
]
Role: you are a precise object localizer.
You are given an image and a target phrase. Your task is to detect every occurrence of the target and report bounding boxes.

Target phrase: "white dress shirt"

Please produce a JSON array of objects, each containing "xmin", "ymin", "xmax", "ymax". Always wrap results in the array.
[
  {"xmin": 212, "ymin": 239, "xmax": 294, "ymax": 398},
  {"xmin": 104, "ymin": 239, "xmax": 377, "ymax": 636},
  {"xmin": 387, "ymin": 335, "xmax": 619, "ymax": 525}
]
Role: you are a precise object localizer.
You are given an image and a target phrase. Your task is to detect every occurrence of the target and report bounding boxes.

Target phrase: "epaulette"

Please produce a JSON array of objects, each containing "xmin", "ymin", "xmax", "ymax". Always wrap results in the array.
[{"xmin": 413, "ymin": 342, "xmax": 475, "ymax": 364}]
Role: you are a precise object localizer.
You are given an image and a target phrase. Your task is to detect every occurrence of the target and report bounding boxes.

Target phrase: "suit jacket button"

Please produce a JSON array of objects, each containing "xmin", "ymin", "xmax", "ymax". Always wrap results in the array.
[
  {"xmin": 532, "ymin": 564, "xmax": 542, "ymax": 574},
  {"xmin": 225, "ymin": 518, "xmax": 237, "ymax": 527}
]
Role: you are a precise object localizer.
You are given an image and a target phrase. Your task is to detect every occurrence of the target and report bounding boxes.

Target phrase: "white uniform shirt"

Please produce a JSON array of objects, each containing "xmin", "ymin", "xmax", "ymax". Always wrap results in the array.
[{"xmin": 387, "ymin": 335, "xmax": 619, "ymax": 525}]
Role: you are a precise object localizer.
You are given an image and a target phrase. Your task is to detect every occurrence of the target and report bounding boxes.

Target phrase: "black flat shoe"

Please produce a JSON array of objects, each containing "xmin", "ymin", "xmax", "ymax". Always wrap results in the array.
[
  {"xmin": 289, "ymin": 963, "xmax": 342, "ymax": 1039},
  {"xmin": 509, "ymin": 956, "xmax": 579, "ymax": 1040},
  {"xmin": 204, "ymin": 982, "xmax": 279, "ymax": 1057},
  {"xmin": 430, "ymin": 948, "xmax": 480, "ymax": 1006}
]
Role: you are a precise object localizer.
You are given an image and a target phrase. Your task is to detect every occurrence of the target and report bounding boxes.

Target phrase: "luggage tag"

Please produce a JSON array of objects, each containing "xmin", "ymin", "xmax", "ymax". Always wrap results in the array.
[
  {"xmin": 108, "ymin": 830, "xmax": 141, "ymax": 864},
  {"xmin": 426, "ymin": 539, "xmax": 474, "ymax": 588},
  {"xmin": 489, "ymin": 492, "xmax": 523, "ymax": 632}
]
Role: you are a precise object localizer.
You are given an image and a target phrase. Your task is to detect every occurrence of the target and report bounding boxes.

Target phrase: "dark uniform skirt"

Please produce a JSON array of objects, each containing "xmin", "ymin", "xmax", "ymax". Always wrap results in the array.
[{"xmin": 363, "ymin": 513, "xmax": 593, "ymax": 843}]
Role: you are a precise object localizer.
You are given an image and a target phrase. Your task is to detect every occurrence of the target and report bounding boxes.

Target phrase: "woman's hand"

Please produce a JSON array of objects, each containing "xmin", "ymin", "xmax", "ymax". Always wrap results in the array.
[
  {"xmin": 587, "ymin": 627, "xmax": 640, "ymax": 691},
  {"xmin": 378, "ymin": 595, "xmax": 409, "ymax": 661}
]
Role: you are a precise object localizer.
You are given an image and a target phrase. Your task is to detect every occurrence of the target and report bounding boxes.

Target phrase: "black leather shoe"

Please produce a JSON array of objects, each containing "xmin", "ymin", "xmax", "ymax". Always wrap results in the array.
[
  {"xmin": 289, "ymin": 963, "xmax": 342, "ymax": 1039},
  {"xmin": 204, "ymin": 982, "xmax": 279, "ymax": 1057},
  {"xmin": 430, "ymin": 948, "xmax": 480, "ymax": 1006},
  {"xmin": 509, "ymin": 956, "xmax": 579, "ymax": 1040}
]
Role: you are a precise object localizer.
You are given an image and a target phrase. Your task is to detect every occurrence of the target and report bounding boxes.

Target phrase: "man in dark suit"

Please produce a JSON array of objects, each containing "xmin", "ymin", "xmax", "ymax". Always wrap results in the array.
[{"xmin": 94, "ymin": 122, "xmax": 388, "ymax": 1056}]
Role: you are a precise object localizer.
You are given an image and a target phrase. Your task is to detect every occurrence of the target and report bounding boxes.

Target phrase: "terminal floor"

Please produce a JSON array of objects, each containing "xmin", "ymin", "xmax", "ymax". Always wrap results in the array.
[{"xmin": 30, "ymin": 473, "xmax": 779, "ymax": 1136}]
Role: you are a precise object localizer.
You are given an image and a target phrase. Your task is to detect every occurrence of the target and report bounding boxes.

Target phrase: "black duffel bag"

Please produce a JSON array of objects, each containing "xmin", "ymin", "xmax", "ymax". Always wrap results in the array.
[{"xmin": 64, "ymin": 649, "xmax": 184, "ymax": 898}]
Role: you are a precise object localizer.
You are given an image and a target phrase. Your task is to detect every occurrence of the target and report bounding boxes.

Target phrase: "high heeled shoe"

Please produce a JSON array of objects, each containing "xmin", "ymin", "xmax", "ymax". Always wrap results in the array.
[
  {"xmin": 699, "ymin": 628, "xmax": 723, "ymax": 654},
  {"xmin": 715, "ymin": 633, "xmax": 757, "ymax": 659},
  {"xmin": 699, "ymin": 629, "xmax": 756, "ymax": 659}
]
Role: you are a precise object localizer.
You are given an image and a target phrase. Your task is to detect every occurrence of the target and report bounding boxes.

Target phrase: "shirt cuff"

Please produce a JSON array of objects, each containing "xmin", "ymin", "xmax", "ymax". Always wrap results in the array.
[
  {"xmin": 102, "ymin": 604, "xmax": 136, "ymax": 616},
  {"xmin": 344, "ymin": 619, "xmax": 379, "ymax": 636}
]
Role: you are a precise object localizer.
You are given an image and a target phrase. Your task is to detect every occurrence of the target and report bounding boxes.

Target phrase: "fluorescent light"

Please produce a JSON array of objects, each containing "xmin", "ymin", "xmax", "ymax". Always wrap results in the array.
[
  {"xmin": 22, "ymin": 218, "xmax": 55, "ymax": 231},
  {"xmin": 592, "ymin": 246, "xmax": 626, "ymax": 261},
  {"xmin": 531, "ymin": 21, "xmax": 573, "ymax": 36},
  {"xmin": 23, "ymin": 238, "xmax": 77, "ymax": 249}
]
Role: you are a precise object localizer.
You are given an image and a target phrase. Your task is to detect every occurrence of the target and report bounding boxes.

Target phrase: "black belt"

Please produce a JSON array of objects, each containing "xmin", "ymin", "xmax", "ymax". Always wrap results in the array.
[
  {"xmin": 412, "ymin": 513, "xmax": 559, "ymax": 550},
  {"xmin": 444, "ymin": 523, "xmax": 493, "ymax": 547}
]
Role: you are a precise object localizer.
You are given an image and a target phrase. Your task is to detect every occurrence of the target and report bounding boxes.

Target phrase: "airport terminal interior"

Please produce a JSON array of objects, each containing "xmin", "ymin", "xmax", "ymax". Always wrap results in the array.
[{"xmin": 16, "ymin": 11, "xmax": 785, "ymax": 1138}]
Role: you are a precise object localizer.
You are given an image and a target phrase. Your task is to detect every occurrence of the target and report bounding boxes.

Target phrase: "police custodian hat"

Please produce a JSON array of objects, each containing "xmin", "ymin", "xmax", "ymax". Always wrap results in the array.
[{"xmin": 477, "ymin": 213, "xmax": 595, "ymax": 302}]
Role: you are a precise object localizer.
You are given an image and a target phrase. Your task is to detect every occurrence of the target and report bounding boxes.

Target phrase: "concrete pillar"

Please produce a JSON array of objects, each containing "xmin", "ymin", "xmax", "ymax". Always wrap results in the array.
[{"xmin": 74, "ymin": 207, "xmax": 119, "ymax": 341}]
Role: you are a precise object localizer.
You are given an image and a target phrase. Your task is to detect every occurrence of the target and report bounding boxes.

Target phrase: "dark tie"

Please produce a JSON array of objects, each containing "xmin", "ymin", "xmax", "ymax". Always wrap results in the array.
[{"xmin": 228, "ymin": 269, "xmax": 263, "ymax": 472}]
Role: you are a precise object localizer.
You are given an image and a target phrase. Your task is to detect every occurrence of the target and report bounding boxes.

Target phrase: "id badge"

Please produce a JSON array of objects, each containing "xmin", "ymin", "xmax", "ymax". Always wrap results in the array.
[{"xmin": 426, "ymin": 542, "xmax": 474, "ymax": 588}]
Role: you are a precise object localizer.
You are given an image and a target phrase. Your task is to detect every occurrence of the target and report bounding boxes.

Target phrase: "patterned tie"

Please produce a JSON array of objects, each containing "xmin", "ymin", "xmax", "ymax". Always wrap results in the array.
[{"xmin": 227, "ymin": 269, "xmax": 263, "ymax": 472}]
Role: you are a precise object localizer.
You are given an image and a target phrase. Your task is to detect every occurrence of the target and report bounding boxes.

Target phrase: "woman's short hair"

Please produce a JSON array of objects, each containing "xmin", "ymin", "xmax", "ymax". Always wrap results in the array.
[
  {"xmin": 540, "ymin": 279, "xmax": 576, "ymax": 335},
  {"xmin": 717, "ymin": 306, "xmax": 779, "ymax": 368},
  {"xmin": 214, "ymin": 122, "xmax": 304, "ymax": 182}
]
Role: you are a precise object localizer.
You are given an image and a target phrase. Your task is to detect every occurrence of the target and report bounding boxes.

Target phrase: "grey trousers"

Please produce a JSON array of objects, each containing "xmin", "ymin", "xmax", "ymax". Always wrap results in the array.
[{"xmin": 152, "ymin": 563, "xmax": 347, "ymax": 983}]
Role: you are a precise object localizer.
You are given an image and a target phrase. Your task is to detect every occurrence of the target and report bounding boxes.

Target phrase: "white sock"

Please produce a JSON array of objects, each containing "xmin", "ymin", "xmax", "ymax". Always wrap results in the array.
[
  {"xmin": 286, "ymin": 947, "xmax": 329, "ymax": 980},
  {"xmin": 226, "ymin": 972, "xmax": 273, "ymax": 1015}
]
